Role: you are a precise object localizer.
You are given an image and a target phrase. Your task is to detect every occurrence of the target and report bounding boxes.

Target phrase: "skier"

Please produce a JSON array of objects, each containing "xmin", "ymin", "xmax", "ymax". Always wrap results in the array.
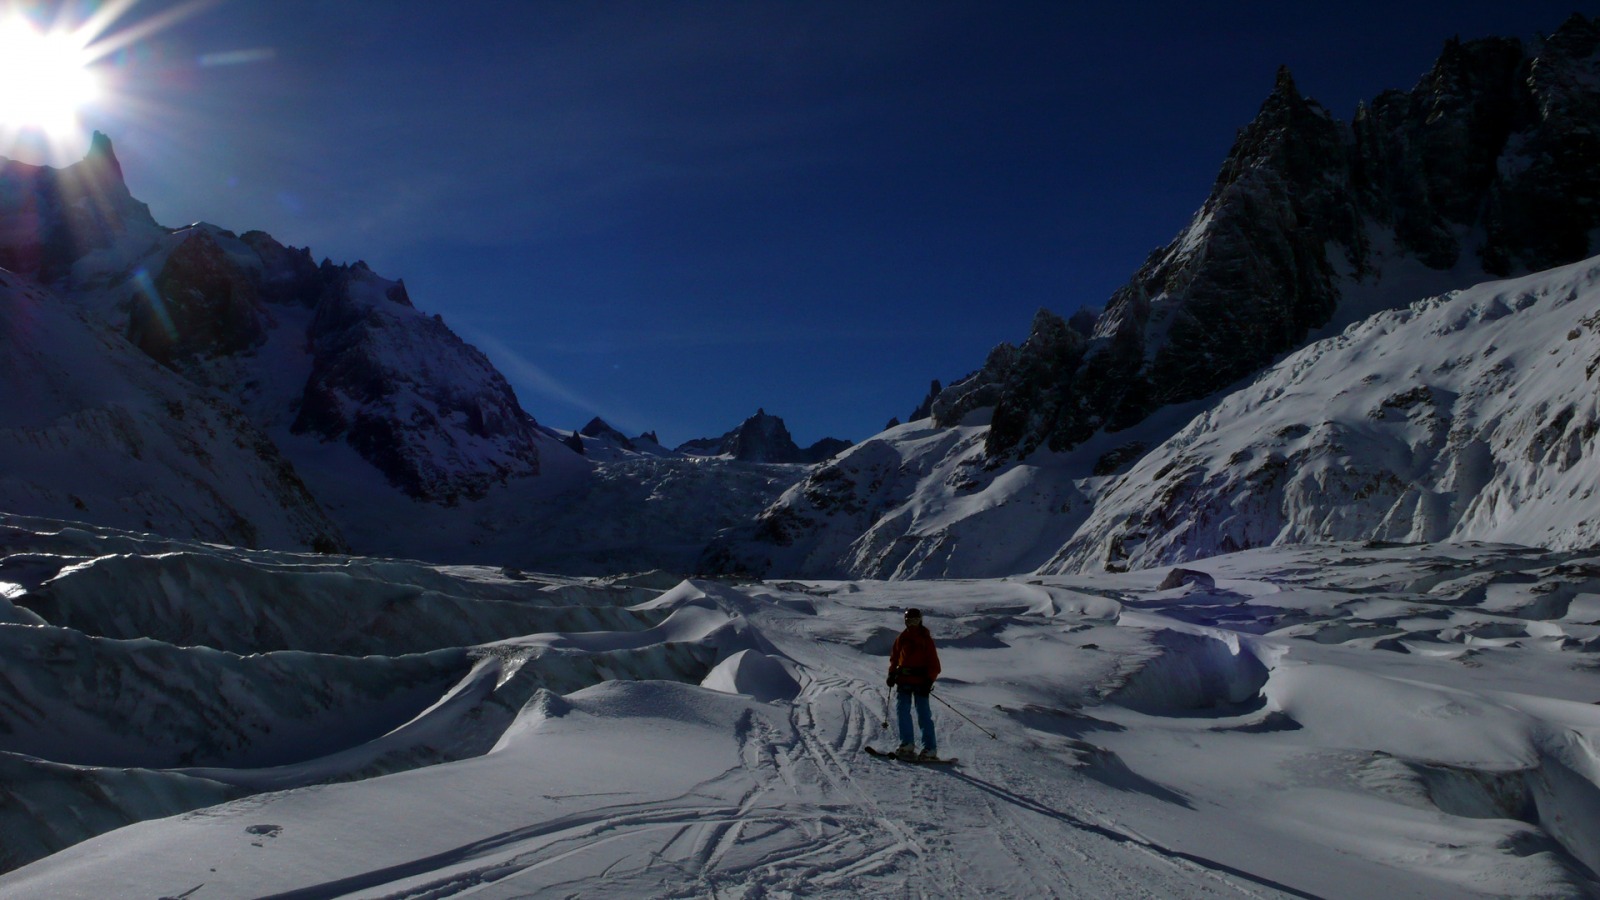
[{"xmin": 887, "ymin": 607, "xmax": 941, "ymax": 760}]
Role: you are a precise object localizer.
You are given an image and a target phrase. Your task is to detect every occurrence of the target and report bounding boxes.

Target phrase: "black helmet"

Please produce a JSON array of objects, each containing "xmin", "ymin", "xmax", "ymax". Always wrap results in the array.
[{"xmin": 904, "ymin": 607, "xmax": 923, "ymax": 621}]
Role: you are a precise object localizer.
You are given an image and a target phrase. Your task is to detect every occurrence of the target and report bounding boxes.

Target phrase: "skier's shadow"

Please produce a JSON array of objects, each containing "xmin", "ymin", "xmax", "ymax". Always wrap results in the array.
[{"xmin": 938, "ymin": 768, "xmax": 1321, "ymax": 900}]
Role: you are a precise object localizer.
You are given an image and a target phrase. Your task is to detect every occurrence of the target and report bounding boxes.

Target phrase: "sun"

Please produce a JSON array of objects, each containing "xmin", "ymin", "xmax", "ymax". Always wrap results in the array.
[{"xmin": 0, "ymin": 16, "xmax": 99, "ymax": 139}]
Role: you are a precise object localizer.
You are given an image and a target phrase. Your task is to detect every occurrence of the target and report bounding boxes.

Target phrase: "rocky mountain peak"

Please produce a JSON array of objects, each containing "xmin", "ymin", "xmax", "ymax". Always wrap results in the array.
[
  {"xmin": 580, "ymin": 417, "xmax": 635, "ymax": 450},
  {"xmin": 677, "ymin": 410, "xmax": 850, "ymax": 464},
  {"xmin": 1272, "ymin": 64, "xmax": 1295, "ymax": 94},
  {"xmin": 1544, "ymin": 14, "xmax": 1600, "ymax": 71},
  {"xmin": 7, "ymin": 133, "xmax": 559, "ymax": 510},
  {"xmin": 723, "ymin": 409, "xmax": 795, "ymax": 463},
  {"xmin": 84, "ymin": 130, "xmax": 124, "ymax": 182},
  {"xmin": 0, "ymin": 132, "xmax": 158, "ymax": 278},
  {"xmin": 291, "ymin": 260, "xmax": 544, "ymax": 503}
]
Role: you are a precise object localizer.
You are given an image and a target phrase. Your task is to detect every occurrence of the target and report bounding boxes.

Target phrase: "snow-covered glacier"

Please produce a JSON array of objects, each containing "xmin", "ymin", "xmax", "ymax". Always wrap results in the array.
[{"xmin": 7, "ymin": 511, "xmax": 1600, "ymax": 896}]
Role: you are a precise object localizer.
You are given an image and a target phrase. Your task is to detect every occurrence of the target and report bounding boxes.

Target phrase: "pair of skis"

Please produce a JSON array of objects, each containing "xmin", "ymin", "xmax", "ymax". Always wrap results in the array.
[{"xmin": 863, "ymin": 746, "xmax": 957, "ymax": 765}]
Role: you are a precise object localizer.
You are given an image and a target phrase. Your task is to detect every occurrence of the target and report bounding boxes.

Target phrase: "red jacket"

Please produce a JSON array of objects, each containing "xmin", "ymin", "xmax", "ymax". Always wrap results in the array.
[{"xmin": 889, "ymin": 625, "xmax": 941, "ymax": 687}]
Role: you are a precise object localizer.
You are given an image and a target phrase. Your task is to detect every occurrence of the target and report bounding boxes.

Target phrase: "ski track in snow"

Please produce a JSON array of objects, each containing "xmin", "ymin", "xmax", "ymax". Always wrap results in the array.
[{"xmin": 324, "ymin": 686, "xmax": 1263, "ymax": 900}]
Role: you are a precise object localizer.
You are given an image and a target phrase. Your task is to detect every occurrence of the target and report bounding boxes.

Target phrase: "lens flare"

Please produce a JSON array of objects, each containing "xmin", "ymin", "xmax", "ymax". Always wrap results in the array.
[
  {"xmin": 0, "ymin": 17, "xmax": 100, "ymax": 138},
  {"xmin": 0, "ymin": 0, "xmax": 220, "ymax": 163}
]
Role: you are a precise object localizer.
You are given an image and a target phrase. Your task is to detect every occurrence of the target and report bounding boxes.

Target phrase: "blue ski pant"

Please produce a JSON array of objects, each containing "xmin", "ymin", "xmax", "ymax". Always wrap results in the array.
[{"xmin": 896, "ymin": 687, "xmax": 935, "ymax": 753}]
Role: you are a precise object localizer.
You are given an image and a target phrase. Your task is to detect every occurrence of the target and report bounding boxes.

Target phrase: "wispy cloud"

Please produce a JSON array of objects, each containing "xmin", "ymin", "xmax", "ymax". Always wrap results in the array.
[
  {"xmin": 198, "ymin": 47, "xmax": 276, "ymax": 67},
  {"xmin": 460, "ymin": 327, "xmax": 657, "ymax": 435}
]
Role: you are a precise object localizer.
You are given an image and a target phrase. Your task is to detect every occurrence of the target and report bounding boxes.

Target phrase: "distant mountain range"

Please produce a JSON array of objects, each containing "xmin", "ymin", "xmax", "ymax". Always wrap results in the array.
[
  {"xmin": 572, "ymin": 410, "xmax": 848, "ymax": 465},
  {"xmin": 1, "ymin": 15, "xmax": 1596, "ymax": 582}
]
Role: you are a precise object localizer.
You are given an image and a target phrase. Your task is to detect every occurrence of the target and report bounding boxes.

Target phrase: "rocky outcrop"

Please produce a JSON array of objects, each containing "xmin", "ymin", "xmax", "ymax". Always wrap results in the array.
[
  {"xmin": 241, "ymin": 230, "xmax": 324, "ymax": 307},
  {"xmin": 933, "ymin": 15, "xmax": 1600, "ymax": 462},
  {"xmin": 580, "ymin": 417, "xmax": 636, "ymax": 450},
  {"xmin": 291, "ymin": 262, "xmax": 542, "ymax": 503},
  {"xmin": 906, "ymin": 379, "xmax": 943, "ymax": 422},
  {"xmin": 1481, "ymin": 16, "xmax": 1600, "ymax": 274},
  {"xmin": 723, "ymin": 411, "xmax": 795, "ymax": 463},
  {"xmin": 128, "ymin": 230, "xmax": 267, "ymax": 367},
  {"xmin": 804, "ymin": 437, "xmax": 853, "ymax": 463}
]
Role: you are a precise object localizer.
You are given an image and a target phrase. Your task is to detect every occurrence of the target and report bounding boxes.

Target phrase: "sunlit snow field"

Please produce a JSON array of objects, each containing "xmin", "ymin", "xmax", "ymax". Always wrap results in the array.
[{"xmin": 3, "ymin": 514, "xmax": 1600, "ymax": 897}]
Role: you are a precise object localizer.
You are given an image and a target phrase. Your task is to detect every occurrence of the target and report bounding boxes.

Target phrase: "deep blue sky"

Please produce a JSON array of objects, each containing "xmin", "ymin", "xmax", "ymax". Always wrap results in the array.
[{"xmin": 36, "ymin": 1, "xmax": 1591, "ymax": 446}]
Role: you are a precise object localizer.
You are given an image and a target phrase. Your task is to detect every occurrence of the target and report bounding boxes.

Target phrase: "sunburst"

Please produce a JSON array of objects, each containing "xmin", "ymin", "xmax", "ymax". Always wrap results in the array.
[
  {"xmin": 0, "ymin": 0, "xmax": 217, "ymax": 162},
  {"xmin": 0, "ymin": 16, "xmax": 98, "ymax": 139}
]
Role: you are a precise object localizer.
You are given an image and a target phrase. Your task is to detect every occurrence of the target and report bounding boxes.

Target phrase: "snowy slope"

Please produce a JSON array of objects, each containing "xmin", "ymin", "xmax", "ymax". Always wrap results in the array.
[
  {"xmin": 0, "ymin": 135, "xmax": 590, "ymax": 558},
  {"xmin": 712, "ymin": 399, "xmax": 1216, "ymax": 580},
  {"xmin": 0, "ymin": 269, "xmax": 344, "ymax": 550},
  {"xmin": 1047, "ymin": 255, "xmax": 1600, "ymax": 574},
  {"xmin": 5, "ymin": 514, "xmax": 1600, "ymax": 896}
]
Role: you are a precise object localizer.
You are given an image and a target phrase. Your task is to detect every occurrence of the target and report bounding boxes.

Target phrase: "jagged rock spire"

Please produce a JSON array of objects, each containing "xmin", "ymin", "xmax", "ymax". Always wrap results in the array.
[
  {"xmin": 85, "ymin": 130, "xmax": 123, "ymax": 181},
  {"xmin": 1273, "ymin": 64, "xmax": 1297, "ymax": 97}
]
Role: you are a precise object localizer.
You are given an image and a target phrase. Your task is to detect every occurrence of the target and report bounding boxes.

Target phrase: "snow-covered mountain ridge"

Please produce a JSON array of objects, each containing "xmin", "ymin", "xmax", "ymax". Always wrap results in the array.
[
  {"xmin": 0, "ymin": 135, "xmax": 839, "ymax": 570},
  {"xmin": 959, "ymin": 13, "xmax": 1600, "ymax": 460},
  {"xmin": 730, "ymin": 14, "xmax": 1600, "ymax": 581},
  {"xmin": 0, "ymin": 133, "xmax": 577, "ymax": 545},
  {"xmin": 733, "ymin": 252, "xmax": 1600, "ymax": 581}
]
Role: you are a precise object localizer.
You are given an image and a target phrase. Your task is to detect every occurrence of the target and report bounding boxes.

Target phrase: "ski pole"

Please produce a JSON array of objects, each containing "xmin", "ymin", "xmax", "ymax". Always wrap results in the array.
[
  {"xmin": 882, "ymin": 689, "xmax": 891, "ymax": 730},
  {"xmin": 931, "ymin": 690, "xmax": 997, "ymax": 740}
]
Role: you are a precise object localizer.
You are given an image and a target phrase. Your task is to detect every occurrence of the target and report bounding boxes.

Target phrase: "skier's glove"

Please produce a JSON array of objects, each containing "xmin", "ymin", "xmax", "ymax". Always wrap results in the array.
[{"xmin": 885, "ymin": 672, "xmax": 897, "ymax": 687}]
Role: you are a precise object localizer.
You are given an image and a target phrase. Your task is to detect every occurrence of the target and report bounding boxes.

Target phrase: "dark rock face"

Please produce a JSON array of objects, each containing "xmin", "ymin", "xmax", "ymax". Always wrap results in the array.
[
  {"xmin": 678, "ymin": 409, "xmax": 851, "ymax": 464},
  {"xmin": 1158, "ymin": 568, "xmax": 1217, "ymax": 591},
  {"xmin": 0, "ymin": 132, "xmax": 159, "ymax": 279},
  {"xmin": 675, "ymin": 435, "xmax": 725, "ymax": 457},
  {"xmin": 1481, "ymin": 16, "xmax": 1600, "ymax": 274},
  {"xmin": 806, "ymin": 437, "xmax": 853, "ymax": 463},
  {"xmin": 723, "ymin": 409, "xmax": 800, "ymax": 463},
  {"xmin": 933, "ymin": 15, "xmax": 1600, "ymax": 461},
  {"xmin": 241, "ymin": 231, "xmax": 324, "ymax": 307},
  {"xmin": 1355, "ymin": 37, "xmax": 1524, "ymax": 269},
  {"xmin": 580, "ymin": 417, "xmax": 635, "ymax": 450},
  {"xmin": 291, "ymin": 264, "xmax": 542, "ymax": 503},
  {"xmin": 907, "ymin": 380, "xmax": 943, "ymax": 422},
  {"xmin": 129, "ymin": 230, "xmax": 267, "ymax": 367}
]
